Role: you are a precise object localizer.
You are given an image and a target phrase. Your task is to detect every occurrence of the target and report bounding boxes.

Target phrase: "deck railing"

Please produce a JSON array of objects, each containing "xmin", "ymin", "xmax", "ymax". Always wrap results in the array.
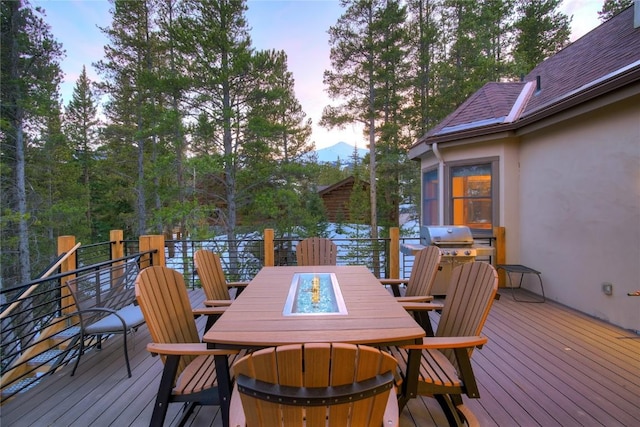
[
  {"xmin": 1, "ymin": 227, "xmax": 501, "ymax": 402},
  {"xmin": 0, "ymin": 251, "xmax": 155, "ymax": 402}
]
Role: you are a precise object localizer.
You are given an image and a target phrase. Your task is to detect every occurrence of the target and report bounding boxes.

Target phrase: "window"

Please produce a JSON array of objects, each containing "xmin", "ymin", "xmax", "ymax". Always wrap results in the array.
[
  {"xmin": 422, "ymin": 168, "xmax": 439, "ymax": 225},
  {"xmin": 421, "ymin": 158, "xmax": 498, "ymax": 233},
  {"xmin": 449, "ymin": 162, "xmax": 495, "ymax": 231}
]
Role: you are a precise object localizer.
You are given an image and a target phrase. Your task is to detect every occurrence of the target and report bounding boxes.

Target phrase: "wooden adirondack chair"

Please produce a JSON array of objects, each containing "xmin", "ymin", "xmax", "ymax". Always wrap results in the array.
[
  {"xmin": 135, "ymin": 266, "xmax": 239, "ymax": 427},
  {"xmin": 380, "ymin": 246, "xmax": 442, "ymax": 336},
  {"xmin": 392, "ymin": 261, "xmax": 498, "ymax": 427},
  {"xmin": 296, "ymin": 237, "xmax": 337, "ymax": 266},
  {"xmin": 229, "ymin": 343, "xmax": 399, "ymax": 427},
  {"xmin": 194, "ymin": 249, "xmax": 249, "ymax": 306},
  {"xmin": 380, "ymin": 245, "xmax": 442, "ymax": 301}
]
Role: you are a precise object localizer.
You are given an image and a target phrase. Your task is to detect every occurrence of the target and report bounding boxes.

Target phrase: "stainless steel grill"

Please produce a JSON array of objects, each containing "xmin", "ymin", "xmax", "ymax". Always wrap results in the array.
[
  {"xmin": 420, "ymin": 225, "xmax": 478, "ymax": 256},
  {"xmin": 421, "ymin": 225, "xmax": 478, "ymax": 295}
]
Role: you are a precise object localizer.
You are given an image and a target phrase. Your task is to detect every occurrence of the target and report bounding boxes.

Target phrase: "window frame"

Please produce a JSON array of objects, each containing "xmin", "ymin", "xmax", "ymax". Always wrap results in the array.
[
  {"xmin": 443, "ymin": 157, "xmax": 499, "ymax": 236},
  {"xmin": 421, "ymin": 167, "xmax": 439, "ymax": 226}
]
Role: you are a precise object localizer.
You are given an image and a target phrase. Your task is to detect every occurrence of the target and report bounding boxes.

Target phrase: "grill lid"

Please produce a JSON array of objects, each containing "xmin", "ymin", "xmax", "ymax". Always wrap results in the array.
[{"xmin": 421, "ymin": 226, "xmax": 474, "ymax": 246}]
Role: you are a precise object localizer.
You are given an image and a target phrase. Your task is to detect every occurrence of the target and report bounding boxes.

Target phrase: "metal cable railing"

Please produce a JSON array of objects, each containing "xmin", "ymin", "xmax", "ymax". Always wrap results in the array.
[{"xmin": 0, "ymin": 252, "xmax": 154, "ymax": 402}]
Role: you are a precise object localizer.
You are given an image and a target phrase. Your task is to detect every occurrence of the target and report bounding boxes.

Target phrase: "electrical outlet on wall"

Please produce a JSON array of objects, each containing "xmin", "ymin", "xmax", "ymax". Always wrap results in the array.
[{"xmin": 602, "ymin": 282, "xmax": 613, "ymax": 295}]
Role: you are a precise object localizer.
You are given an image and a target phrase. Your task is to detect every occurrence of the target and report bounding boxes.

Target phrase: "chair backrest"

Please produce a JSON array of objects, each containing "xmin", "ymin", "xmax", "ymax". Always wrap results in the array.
[
  {"xmin": 405, "ymin": 246, "xmax": 442, "ymax": 298},
  {"xmin": 233, "ymin": 343, "xmax": 397, "ymax": 427},
  {"xmin": 66, "ymin": 259, "xmax": 140, "ymax": 324},
  {"xmin": 436, "ymin": 262, "xmax": 498, "ymax": 366},
  {"xmin": 135, "ymin": 266, "xmax": 200, "ymax": 376},
  {"xmin": 194, "ymin": 249, "xmax": 231, "ymax": 301},
  {"xmin": 296, "ymin": 237, "xmax": 337, "ymax": 266}
]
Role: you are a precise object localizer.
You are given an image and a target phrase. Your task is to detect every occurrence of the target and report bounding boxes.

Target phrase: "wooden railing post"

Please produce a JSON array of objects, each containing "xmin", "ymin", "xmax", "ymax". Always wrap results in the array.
[
  {"xmin": 110, "ymin": 230, "xmax": 124, "ymax": 260},
  {"xmin": 264, "ymin": 228, "xmax": 275, "ymax": 267},
  {"xmin": 58, "ymin": 236, "xmax": 77, "ymax": 315},
  {"xmin": 58, "ymin": 236, "xmax": 77, "ymax": 276},
  {"xmin": 139, "ymin": 235, "xmax": 165, "ymax": 269},
  {"xmin": 493, "ymin": 227, "xmax": 506, "ymax": 287},
  {"xmin": 389, "ymin": 227, "xmax": 399, "ymax": 279},
  {"xmin": 110, "ymin": 230, "xmax": 125, "ymax": 288}
]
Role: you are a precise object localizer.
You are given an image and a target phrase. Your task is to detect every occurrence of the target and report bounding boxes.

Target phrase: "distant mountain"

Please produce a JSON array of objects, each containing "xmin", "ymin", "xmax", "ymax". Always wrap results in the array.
[{"xmin": 314, "ymin": 141, "xmax": 368, "ymax": 164}]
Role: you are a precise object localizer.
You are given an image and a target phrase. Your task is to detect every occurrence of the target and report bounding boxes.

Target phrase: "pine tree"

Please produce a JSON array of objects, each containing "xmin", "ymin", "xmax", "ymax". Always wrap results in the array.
[
  {"xmin": 241, "ymin": 49, "xmax": 317, "ymax": 236},
  {"xmin": 64, "ymin": 66, "xmax": 100, "ymax": 236},
  {"xmin": 30, "ymin": 102, "xmax": 90, "ymax": 244},
  {"xmin": 323, "ymin": 0, "xmax": 388, "ymax": 243},
  {"xmin": 598, "ymin": 0, "xmax": 633, "ymax": 21},
  {"xmin": 476, "ymin": 0, "xmax": 515, "ymax": 81},
  {"xmin": 156, "ymin": 0, "xmax": 191, "ymax": 239},
  {"xmin": 324, "ymin": 0, "xmax": 414, "ymax": 275},
  {"xmin": 406, "ymin": 0, "xmax": 442, "ymax": 136},
  {"xmin": 372, "ymin": 0, "xmax": 412, "ymax": 229},
  {"xmin": 172, "ymin": 0, "xmax": 254, "ymax": 267},
  {"xmin": 513, "ymin": 0, "xmax": 571, "ymax": 76},
  {"xmin": 436, "ymin": 0, "xmax": 489, "ymax": 112},
  {"xmin": 1, "ymin": 0, "xmax": 64, "ymax": 286},
  {"xmin": 95, "ymin": 0, "xmax": 162, "ymax": 235}
]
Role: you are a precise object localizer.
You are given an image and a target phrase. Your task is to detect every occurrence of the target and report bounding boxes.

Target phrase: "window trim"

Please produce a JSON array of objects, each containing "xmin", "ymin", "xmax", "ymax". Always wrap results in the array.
[
  {"xmin": 443, "ymin": 157, "xmax": 499, "ymax": 236},
  {"xmin": 421, "ymin": 167, "xmax": 439, "ymax": 226}
]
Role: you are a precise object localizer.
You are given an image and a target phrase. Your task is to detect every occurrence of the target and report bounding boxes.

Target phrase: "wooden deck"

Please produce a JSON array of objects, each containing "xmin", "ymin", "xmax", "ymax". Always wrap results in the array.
[{"xmin": 1, "ymin": 288, "xmax": 638, "ymax": 427}]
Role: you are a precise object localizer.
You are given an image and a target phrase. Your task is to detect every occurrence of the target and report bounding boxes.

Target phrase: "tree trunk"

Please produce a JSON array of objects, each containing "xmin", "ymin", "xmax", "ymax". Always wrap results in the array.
[{"xmin": 7, "ymin": 1, "xmax": 32, "ymax": 283}]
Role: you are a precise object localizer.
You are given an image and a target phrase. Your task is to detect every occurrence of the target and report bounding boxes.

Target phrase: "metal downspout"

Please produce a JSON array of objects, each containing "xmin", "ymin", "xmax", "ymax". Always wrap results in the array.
[{"xmin": 432, "ymin": 143, "xmax": 445, "ymax": 225}]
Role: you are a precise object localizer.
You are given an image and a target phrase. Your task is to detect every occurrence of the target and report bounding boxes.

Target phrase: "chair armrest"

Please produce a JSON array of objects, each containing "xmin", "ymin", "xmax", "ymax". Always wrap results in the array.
[
  {"xmin": 396, "ymin": 296, "xmax": 434, "ymax": 303},
  {"xmin": 400, "ymin": 337, "xmax": 486, "ymax": 400},
  {"xmin": 379, "ymin": 278, "xmax": 409, "ymax": 286},
  {"xmin": 229, "ymin": 384, "xmax": 247, "ymax": 427},
  {"xmin": 399, "ymin": 301, "xmax": 444, "ymax": 311},
  {"xmin": 193, "ymin": 306, "xmax": 227, "ymax": 316},
  {"xmin": 402, "ymin": 336, "xmax": 488, "ymax": 350},
  {"xmin": 227, "ymin": 281, "xmax": 249, "ymax": 288},
  {"xmin": 203, "ymin": 300, "xmax": 233, "ymax": 307},
  {"xmin": 146, "ymin": 342, "xmax": 239, "ymax": 356},
  {"xmin": 383, "ymin": 386, "xmax": 400, "ymax": 426}
]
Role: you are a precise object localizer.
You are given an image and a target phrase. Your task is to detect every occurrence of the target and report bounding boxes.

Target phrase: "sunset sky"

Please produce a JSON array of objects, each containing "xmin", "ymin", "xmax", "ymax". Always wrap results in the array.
[{"xmin": 34, "ymin": 0, "xmax": 603, "ymax": 149}]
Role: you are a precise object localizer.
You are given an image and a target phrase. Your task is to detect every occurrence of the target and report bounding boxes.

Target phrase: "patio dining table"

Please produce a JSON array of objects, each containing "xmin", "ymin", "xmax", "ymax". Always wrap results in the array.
[{"xmin": 203, "ymin": 265, "xmax": 426, "ymax": 349}]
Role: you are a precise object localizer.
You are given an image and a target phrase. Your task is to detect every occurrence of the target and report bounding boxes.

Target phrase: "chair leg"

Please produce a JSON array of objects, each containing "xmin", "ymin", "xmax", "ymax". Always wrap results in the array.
[
  {"xmin": 150, "ymin": 355, "xmax": 180, "ymax": 427},
  {"xmin": 398, "ymin": 348, "xmax": 421, "ymax": 412},
  {"xmin": 435, "ymin": 394, "xmax": 465, "ymax": 427},
  {"xmin": 70, "ymin": 332, "xmax": 85, "ymax": 376},
  {"xmin": 176, "ymin": 402, "xmax": 197, "ymax": 427},
  {"xmin": 205, "ymin": 313, "xmax": 222, "ymax": 331},
  {"xmin": 122, "ymin": 330, "xmax": 132, "ymax": 378},
  {"xmin": 456, "ymin": 403, "xmax": 480, "ymax": 427},
  {"xmin": 391, "ymin": 285, "xmax": 401, "ymax": 297},
  {"xmin": 215, "ymin": 354, "xmax": 233, "ymax": 427},
  {"xmin": 414, "ymin": 311, "xmax": 434, "ymax": 336}
]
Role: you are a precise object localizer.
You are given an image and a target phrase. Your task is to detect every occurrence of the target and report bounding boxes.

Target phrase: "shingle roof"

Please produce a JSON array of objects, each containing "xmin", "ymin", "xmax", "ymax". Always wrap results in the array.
[
  {"xmin": 426, "ymin": 82, "xmax": 526, "ymax": 137},
  {"xmin": 523, "ymin": 6, "xmax": 640, "ymax": 116},
  {"xmin": 418, "ymin": 6, "xmax": 640, "ymax": 145}
]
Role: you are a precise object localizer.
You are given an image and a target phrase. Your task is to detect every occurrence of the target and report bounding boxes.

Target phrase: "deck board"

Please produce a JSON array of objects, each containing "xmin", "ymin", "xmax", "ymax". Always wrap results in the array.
[{"xmin": 1, "ymin": 288, "xmax": 638, "ymax": 427}]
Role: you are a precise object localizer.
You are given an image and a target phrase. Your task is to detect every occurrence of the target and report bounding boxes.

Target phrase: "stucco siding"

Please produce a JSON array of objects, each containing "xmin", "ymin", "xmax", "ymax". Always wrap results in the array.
[
  {"xmin": 518, "ymin": 96, "xmax": 640, "ymax": 331},
  {"xmin": 501, "ymin": 140, "xmax": 522, "ymax": 262}
]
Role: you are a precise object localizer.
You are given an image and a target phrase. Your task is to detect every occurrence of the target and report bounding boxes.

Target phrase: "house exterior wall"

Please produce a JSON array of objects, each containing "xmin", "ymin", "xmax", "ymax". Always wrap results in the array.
[
  {"xmin": 416, "ymin": 94, "xmax": 639, "ymax": 332},
  {"xmin": 319, "ymin": 178, "xmax": 370, "ymax": 224},
  {"xmin": 518, "ymin": 94, "xmax": 640, "ymax": 332},
  {"xmin": 321, "ymin": 183, "xmax": 353, "ymax": 223}
]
